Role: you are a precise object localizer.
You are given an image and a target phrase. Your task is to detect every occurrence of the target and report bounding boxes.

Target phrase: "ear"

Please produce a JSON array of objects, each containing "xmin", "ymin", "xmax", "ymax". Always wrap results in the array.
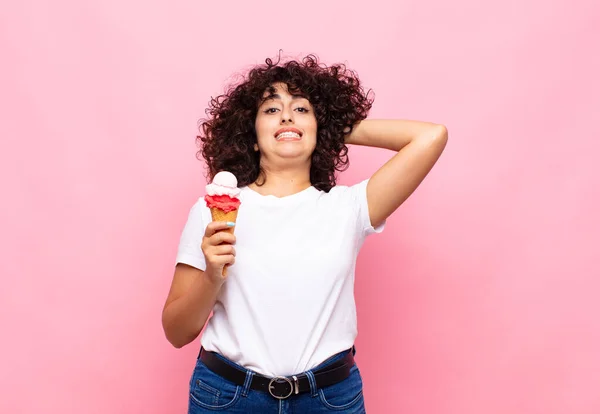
[{"xmin": 254, "ymin": 143, "xmax": 259, "ymax": 151}]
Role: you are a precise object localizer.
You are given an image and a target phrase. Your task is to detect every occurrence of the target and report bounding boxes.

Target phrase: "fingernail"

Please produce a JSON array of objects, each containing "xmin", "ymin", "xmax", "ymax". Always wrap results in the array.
[{"xmin": 226, "ymin": 222, "xmax": 236, "ymax": 227}]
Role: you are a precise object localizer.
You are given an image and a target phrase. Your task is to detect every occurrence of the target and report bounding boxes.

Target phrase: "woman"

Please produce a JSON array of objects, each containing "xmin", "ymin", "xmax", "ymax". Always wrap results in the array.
[{"xmin": 162, "ymin": 54, "xmax": 448, "ymax": 413}]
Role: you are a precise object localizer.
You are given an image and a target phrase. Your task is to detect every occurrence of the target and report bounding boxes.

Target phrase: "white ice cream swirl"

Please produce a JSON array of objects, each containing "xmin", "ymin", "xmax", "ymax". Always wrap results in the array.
[{"xmin": 206, "ymin": 171, "xmax": 241, "ymax": 198}]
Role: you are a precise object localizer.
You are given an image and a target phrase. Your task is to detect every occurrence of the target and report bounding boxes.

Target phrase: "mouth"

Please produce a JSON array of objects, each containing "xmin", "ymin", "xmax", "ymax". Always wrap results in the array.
[{"xmin": 275, "ymin": 127, "xmax": 303, "ymax": 141}]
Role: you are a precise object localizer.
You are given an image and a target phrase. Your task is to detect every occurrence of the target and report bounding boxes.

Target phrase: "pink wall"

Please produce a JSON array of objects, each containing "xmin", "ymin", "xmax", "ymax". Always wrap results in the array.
[{"xmin": 2, "ymin": 1, "xmax": 599, "ymax": 413}]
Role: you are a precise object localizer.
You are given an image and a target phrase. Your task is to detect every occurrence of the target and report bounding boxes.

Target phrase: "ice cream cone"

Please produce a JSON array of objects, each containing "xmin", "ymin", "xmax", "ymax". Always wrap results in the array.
[
  {"xmin": 205, "ymin": 172, "xmax": 242, "ymax": 277},
  {"xmin": 210, "ymin": 208, "xmax": 238, "ymax": 234},
  {"xmin": 210, "ymin": 207, "xmax": 238, "ymax": 277}
]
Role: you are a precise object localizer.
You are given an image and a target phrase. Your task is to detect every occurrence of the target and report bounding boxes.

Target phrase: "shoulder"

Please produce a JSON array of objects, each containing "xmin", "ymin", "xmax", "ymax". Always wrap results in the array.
[
  {"xmin": 190, "ymin": 195, "xmax": 209, "ymax": 212},
  {"xmin": 184, "ymin": 196, "xmax": 211, "ymax": 225}
]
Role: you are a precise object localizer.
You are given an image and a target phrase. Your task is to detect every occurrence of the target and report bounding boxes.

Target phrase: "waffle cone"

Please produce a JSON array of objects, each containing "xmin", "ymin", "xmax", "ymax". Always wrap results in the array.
[
  {"xmin": 210, "ymin": 208, "xmax": 238, "ymax": 231},
  {"xmin": 210, "ymin": 207, "xmax": 238, "ymax": 277}
]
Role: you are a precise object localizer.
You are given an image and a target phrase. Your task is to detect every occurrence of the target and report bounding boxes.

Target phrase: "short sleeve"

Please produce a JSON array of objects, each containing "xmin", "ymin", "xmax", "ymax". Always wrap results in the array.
[
  {"xmin": 352, "ymin": 179, "xmax": 385, "ymax": 237},
  {"xmin": 175, "ymin": 198, "xmax": 209, "ymax": 271}
]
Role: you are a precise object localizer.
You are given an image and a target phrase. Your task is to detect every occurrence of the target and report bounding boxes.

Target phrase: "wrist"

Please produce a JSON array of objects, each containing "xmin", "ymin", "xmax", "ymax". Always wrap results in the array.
[
  {"xmin": 344, "ymin": 120, "xmax": 365, "ymax": 146},
  {"xmin": 204, "ymin": 267, "xmax": 226, "ymax": 289}
]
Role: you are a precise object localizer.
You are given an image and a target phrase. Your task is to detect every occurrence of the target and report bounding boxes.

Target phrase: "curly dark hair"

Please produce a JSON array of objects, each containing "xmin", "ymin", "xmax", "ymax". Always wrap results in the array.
[{"xmin": 196, "ymin": 53, "xmax": 373, "ymax": 192}]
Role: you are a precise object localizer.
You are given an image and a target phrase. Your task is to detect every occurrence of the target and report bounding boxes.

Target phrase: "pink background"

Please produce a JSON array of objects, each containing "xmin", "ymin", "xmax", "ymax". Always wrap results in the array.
[{"xmin": 2, "ymin": 0, "xmax": 599, "ymax": 413}]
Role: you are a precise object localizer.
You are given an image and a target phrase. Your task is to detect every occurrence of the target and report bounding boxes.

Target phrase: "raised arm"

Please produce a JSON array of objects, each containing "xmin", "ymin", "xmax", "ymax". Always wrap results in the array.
[{"xmin": 345, "ymin": 119, "xmax": 448, "ymax": 228}]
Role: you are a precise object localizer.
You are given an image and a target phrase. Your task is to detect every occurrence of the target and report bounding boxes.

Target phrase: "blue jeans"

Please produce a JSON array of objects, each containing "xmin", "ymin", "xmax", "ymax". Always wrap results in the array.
[{"xmin": 187, "ymin": 348, "xmax": 366, "ymax": 413}]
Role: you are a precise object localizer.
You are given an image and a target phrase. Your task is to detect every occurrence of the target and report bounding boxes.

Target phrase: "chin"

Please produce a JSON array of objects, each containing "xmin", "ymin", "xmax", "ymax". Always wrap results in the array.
[{"xmin": 276, "ymin": 151, "xmax": 310, "ymax": 159}]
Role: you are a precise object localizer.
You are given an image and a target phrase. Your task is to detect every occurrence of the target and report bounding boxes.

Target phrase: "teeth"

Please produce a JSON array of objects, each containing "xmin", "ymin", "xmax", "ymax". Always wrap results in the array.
[{"xmin": 276, "ymin": 131, "xmax": 301, "ymax": 140}]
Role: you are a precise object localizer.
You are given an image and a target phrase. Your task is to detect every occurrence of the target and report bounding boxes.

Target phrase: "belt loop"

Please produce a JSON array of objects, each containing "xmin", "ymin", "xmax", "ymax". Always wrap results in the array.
[
  {"xmin": 242, "ymin": 369, "xmax": 254, "ymax": 397},
  {"xmin": 305, "ymin": 370, "xmax": 318, "ymax": 397}
]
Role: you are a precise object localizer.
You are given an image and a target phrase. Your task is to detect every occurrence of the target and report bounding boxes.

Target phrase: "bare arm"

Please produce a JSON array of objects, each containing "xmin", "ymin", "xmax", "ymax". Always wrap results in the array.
[
  {"xmin": 161, "ymin": 221, "xmax": 236, "ymax": 348},
  {"xmin": 346, "ymin": 119, "xmax": 448, "ymax": 227},
  {"xmin": 161, "ymin": 264, "xmax": 223, "ymax": 348}
]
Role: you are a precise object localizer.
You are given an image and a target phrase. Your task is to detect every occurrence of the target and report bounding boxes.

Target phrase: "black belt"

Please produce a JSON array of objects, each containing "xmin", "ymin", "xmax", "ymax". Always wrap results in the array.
[{"xmin": 198, "ymin": 347, "xmax": 355, "ymax": 400}]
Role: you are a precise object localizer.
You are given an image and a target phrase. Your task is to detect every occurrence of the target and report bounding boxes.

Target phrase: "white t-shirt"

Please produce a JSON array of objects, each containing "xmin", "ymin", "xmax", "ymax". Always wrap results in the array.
[{"xmin": 175, "ymin": 179, "xmax": 384, "ymax": 377}]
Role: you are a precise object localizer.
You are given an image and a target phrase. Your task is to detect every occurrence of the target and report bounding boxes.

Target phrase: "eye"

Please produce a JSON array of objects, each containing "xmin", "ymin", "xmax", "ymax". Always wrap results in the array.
[
  {"xmin": 264, "ymin": 108, "xmax": 278, "ymax": 114},
  {"xmin": 295, "ymin": 107, "xmax": 309, "ymax": 113}
]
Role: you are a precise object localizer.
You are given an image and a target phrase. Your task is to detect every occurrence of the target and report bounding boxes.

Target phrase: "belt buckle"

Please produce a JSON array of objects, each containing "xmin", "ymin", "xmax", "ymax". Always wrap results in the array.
[{"xmin": 268, "ymin": 376, "xmax": 294, "ymax": 400}]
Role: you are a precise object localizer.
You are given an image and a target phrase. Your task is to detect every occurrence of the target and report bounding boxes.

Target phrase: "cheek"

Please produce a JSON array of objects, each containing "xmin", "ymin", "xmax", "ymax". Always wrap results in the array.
[
  {"xmin": 306, "ymin": 116, "xmax": 318, "ymax": 133},
  {"xmin": 254, "ymin": 116, "xmax": 263, "ymax": 134},
  {"xmin": 254, "ymin": 117, "xmax": 272, "ymax": 147}
]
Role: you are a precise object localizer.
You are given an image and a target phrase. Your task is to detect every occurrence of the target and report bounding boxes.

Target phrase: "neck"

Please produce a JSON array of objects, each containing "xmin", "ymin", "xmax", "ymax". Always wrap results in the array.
[{"xmin": 250, "ymin": 164, "xmax": 311, "ymax": 198}]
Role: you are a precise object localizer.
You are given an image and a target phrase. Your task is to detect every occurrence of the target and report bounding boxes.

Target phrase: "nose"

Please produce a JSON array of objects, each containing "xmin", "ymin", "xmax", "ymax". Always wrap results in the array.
[{"xmin": 280, "ymin": 106, "xmax": 293, "ymax": 124}]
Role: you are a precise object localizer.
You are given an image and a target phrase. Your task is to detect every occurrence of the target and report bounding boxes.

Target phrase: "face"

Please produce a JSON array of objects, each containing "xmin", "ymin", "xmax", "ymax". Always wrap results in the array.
[{"xmin": 254, "ymin": 82, "xmax": 317, "ymax": 165}]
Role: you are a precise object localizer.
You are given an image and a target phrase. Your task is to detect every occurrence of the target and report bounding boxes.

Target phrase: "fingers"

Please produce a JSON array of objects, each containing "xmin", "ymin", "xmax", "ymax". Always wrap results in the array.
[
  {"xmin": 210, "ymin": 231, "xmax": 236, "ymax": 246},
  {"xmin": 212, "ymin": 244, "xmax": 236, "ymax": 257},
  {"xmin": 207, "ymin": 253, "xmax": 235, "ymax": 267},
  {"xmin": 202, "ymin": 223, "xmax": 236, "ymax": 248},
  {"xmin": 202, "ymin": 221, "xmax": 237, "ymax": 275},
  {"xmin": 204, "ymin": 245, "xmax": 235, "ymax": 265},
  {"xmin": 204, "ymin": 221, "xmax": 236, "ymax": 238},
  {"xmin": 202, "ymin": 234, "xmax": 236, "ymax": 254}
]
